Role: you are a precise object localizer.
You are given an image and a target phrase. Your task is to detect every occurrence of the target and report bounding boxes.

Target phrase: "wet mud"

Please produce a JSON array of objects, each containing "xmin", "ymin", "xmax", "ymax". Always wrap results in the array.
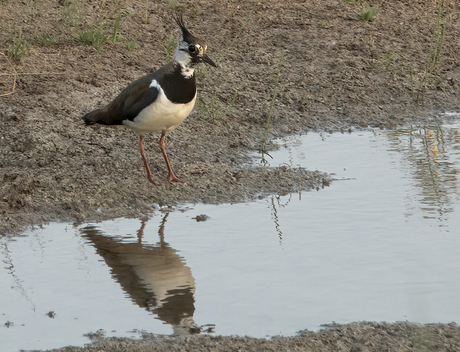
[{"xmin": 30, "ymin": 322, "xmax": 460, "ymax": 352}]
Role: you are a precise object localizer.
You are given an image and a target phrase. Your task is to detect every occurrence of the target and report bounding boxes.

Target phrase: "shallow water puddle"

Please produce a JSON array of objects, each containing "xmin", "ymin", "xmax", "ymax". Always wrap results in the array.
[{"xmin": 4, "ymin": 121, "xmax": 460, "ymax": 351}]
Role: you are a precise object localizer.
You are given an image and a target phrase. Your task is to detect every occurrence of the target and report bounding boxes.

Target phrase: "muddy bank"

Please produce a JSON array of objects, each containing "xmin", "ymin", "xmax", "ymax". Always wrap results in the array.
[
  {"xmin": 30, "ymin": 322, "xmax": 460, "ymax": 352},
  {"xmin": 1, "ymin": 0, "xmax": 460, "ymax": 234}
]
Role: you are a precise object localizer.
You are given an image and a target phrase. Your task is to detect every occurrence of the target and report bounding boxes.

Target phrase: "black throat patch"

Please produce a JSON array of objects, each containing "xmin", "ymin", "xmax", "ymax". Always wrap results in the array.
[{"xmin": 158, "ymin": 61, "xmax": 197, "ymax": 104}]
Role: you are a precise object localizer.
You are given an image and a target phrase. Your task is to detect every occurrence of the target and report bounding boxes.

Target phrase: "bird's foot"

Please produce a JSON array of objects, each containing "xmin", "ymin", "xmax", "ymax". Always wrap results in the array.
[
  {"xmin": 147, "ymin": 175, "xmax": 157, "ymax": 185},
  {"xmin": 168, "ymin": 174, "xmax": 185, "ymax": 183}
]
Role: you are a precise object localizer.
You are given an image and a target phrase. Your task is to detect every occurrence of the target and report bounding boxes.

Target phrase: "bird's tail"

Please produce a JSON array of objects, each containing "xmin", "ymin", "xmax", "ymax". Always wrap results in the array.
[{"xmin": 82, "ymin": 108, "xmax": 106, "ymax": 125}]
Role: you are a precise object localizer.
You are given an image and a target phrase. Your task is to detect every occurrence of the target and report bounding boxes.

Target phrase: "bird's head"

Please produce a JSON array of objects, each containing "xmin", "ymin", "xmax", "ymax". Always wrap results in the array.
[{"xmin": 173, "ymin": 13, "xmax": 217, "ymax": 72}]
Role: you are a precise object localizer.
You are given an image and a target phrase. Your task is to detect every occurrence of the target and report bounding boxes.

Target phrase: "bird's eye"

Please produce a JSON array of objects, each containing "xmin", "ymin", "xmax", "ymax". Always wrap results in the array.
[{"xmin": 188, "ymin": 44, "xmax": 196, "ymax": 52}]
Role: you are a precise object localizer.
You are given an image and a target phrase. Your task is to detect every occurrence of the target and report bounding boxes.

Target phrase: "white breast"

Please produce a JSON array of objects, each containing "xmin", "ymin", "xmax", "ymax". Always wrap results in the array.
[{"xmin": 123, "ymin": 83, "xmax": 196, "ymax": 135}]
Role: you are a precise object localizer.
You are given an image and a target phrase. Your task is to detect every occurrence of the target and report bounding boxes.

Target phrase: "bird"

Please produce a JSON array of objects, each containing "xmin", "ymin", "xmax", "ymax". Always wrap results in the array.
[{"xmin": 82, "ymin": 14, "xmax": 216, "ymax": 184}]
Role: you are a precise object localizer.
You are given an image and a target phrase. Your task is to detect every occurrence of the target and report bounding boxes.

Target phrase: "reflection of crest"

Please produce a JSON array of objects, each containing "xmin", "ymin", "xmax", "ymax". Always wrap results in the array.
[{"xmin": 81, "ymin": 213, "xmax": 199, "ymax": 335}]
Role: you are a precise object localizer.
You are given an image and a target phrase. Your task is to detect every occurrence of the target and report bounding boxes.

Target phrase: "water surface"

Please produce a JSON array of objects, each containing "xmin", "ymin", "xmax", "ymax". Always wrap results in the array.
[{"xmin": 3, "ymin": 121, "xmax": 460, "ymax": 351}]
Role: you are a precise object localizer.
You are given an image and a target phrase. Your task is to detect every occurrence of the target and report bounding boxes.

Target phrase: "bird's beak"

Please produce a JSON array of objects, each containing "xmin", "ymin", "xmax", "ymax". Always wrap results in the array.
[{"xmin": 202, "ymin": 54, "xmax": 217, "ymax": 67}]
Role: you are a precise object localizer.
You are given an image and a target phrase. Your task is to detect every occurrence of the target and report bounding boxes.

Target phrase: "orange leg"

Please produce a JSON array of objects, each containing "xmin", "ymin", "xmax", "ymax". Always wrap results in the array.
[
  {"xmin": 159, "ymin": 132, "xmax": 183, "ymax": 183},
  {"xmin": 139, "ymin": 135, "xmax": 156, "ymax": 184}
]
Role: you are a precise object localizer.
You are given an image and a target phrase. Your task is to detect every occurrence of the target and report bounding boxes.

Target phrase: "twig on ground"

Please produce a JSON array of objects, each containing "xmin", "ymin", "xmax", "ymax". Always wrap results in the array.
[{"xmin": 0, "ymin": 52, "xmax": 17, "ymax": 97}]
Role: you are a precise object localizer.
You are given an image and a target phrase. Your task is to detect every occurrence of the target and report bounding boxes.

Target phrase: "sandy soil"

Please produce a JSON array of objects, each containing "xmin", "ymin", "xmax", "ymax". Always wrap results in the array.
[{"xmin": 2, "ymin": 0, "xmax": 460, "ymax": 350}]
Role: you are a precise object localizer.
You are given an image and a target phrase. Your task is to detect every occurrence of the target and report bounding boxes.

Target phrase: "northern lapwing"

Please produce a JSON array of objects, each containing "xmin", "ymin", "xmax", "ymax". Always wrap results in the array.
[{"xmin": 82, "ymin": 14, "xmax": 216, "ymax": 183}]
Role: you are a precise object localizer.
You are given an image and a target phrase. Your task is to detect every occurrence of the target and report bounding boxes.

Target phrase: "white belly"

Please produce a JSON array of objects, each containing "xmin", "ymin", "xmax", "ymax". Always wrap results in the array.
[{"xmin": 123, "ymin": 88, "xmax": 196, "ymax": 135}]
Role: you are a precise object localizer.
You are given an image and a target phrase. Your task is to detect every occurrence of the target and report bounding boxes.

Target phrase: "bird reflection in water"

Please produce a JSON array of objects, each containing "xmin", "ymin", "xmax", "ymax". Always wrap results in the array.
[{"xmin": 80, "ymin": 212, "xmax": 212, "ymax": 335}]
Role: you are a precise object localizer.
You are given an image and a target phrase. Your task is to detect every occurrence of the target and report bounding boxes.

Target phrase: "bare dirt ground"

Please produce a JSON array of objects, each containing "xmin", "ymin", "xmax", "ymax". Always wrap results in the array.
[
  {"xmin": 2, "ymin": 0, "xmax": 460, "ymax": 350},
  {"xmin": 28, "ymin": 322, "xmax": 460, "ymax": 352}
]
